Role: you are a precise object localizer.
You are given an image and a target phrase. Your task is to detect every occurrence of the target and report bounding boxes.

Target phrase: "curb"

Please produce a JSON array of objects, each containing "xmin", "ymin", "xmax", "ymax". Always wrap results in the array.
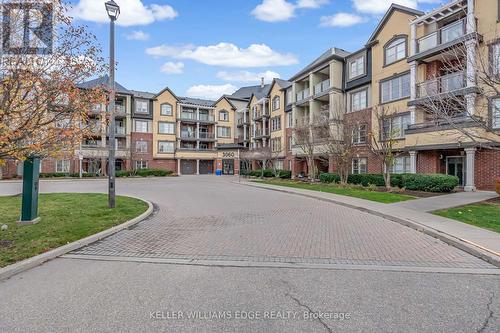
[
  {"xmin": 0, "ymin": 196, "xmax": 154, "ymax": 281},
  {"xmin": 237, "ymin": 182, "xmax": 500, "ymax": 268}
]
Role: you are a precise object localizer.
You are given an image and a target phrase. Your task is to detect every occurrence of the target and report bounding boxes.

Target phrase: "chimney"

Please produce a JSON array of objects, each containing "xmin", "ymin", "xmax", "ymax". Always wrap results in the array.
[{"xmin": 260, "ymin": 77, "xmax": 264, "ymax": 88}]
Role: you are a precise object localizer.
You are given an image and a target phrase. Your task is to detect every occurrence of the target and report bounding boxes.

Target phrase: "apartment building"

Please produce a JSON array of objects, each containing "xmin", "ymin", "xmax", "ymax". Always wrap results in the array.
[{"xmin": 130, "ymin": 90, "xmax": 155, "ymax": 171}]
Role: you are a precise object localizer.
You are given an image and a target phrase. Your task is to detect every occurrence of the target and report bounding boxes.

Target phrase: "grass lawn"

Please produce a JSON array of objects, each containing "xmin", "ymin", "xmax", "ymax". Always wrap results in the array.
[
  {"xmin": 0, "ymin": 193, "xmax": 148, "ymax": 268},
  {"xmin": 434, "ymin": 201, "xmax": 500, "ymax": 233},
  {"xmin": 255, "ymin": 179, "xmax": 416, "ymax": 204}
]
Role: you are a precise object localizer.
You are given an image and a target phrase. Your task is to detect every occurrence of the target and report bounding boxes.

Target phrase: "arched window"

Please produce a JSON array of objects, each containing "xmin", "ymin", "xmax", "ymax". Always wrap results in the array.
[
  {"xmin": 272, "ymin": 96, "xmax": 280, "ymax": 110},
  {"xmin": 384, "ymin": 36, "xmax": 407, "ymax": 65},
  {"xmin": 160, "ymin": 103, "xmax": 173, "ymax": 116}
]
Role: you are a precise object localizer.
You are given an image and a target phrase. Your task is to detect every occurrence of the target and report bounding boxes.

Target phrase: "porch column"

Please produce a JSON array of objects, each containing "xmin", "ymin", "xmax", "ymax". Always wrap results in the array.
[
  {"xmin": 177, "ymin": 159, "xmax": 182, "ymax": 175},
  {"xmin": 196, "ymin": 159, "xmax": 200, "ymax": 175},
  {"xmin": 410, "ymin": 61, "xmax": 417, "ymax": 100},
  {"xmin": 466, "ymin": 0, "xmax": 475, "ymax": 34},
  {"xmin": 409, "ymin": 150, "xmax": 417, "ymax": 174},
  {"xmin": 410, "ymin": 23, "xmax": 417, "ymax": 56},
  {"xmin": 464, "ymin": 148, "xmax": 476, "ymax": 192}
]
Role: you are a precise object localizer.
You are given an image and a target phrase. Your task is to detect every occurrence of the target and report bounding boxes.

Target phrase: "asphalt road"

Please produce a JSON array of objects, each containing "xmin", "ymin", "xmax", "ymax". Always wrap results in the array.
[{"xmin": 0, "ymin": 177, "xmax": 498, "ymax": 332}]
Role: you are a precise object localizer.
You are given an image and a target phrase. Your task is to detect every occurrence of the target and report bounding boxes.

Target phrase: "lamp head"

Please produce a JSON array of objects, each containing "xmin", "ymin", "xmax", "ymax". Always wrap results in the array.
[{"xmin": 105, "ymin": 0, "xmax": 120, "ymax": 21}]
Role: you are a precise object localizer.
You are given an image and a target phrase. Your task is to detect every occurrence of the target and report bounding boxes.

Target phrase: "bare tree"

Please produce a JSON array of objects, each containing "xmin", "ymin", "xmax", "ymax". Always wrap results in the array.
[
  {"xmin": 293, "ymin": 118, "xmax": 319, "ymax": 180},
  {"xmin": 369, "ymin": 105, "xmax": 404, "ymax": 190},
  {"xmin": 415, "ymin": 22, "xmax": 500, "ymax": 149},
  {"xmin": 0, "ymin": 1, "xmax": 106, "ymax": 162}
]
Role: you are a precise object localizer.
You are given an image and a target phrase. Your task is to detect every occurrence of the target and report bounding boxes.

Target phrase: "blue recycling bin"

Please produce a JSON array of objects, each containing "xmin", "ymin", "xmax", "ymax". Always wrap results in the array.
[{"xmin": 215, "ymin": 169, "xmax": 222, "ymax": 176}]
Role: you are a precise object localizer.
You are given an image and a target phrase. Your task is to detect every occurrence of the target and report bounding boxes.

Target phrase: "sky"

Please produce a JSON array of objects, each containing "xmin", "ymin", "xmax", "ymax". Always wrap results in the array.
[{"xmin": 69, "ymin": 0, "xmax": 445, "ymax": 100}]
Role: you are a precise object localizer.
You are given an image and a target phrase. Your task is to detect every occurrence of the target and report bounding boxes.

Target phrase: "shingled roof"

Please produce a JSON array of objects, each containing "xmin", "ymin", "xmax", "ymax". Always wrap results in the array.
[{"xmin": 78, "ymin": 75, "xmax": 131, "ymax": 95}]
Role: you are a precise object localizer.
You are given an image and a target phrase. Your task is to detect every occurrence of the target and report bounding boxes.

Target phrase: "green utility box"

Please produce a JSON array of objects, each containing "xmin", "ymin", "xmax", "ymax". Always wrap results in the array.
[{"xmin": 18, "ymin": 157, "xmax": 41, "ymax": 225}]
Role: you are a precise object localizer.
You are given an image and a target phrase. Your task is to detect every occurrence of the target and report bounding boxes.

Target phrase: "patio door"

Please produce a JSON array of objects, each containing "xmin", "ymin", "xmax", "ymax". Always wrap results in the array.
[
  {"xmin": 222, "ymin": 160, "xmax": 234, "ymax": 175},
  {"xmin": 446, "ymin": 156, "xmax": 465, "ymax": 186}
]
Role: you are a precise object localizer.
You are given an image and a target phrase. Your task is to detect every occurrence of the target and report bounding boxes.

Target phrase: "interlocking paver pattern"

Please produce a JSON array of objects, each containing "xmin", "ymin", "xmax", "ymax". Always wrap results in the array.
[{"xmin": 68, "ymin": 177, "xmax": 493, "ymax": 269}]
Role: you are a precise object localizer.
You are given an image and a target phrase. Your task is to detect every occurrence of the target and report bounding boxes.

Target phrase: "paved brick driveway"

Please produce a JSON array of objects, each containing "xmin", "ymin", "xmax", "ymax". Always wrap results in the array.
[{"xmin": 60, "ymin": 177, "xmax": 493, "ymax": 269}]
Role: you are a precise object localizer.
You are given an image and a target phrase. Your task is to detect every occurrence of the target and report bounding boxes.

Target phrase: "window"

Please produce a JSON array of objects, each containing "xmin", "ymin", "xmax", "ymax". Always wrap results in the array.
[
  {"xmin": 385, "ymin": 37, "xmax": 407, "ymax": 65},
  {"xmin": 272, "ymin": 96, "xmax": 280, "ymax": 110},
  {"xmin": 271, "ymin": 137, "xmax": 282, "ymax": 152},
  {"xmin": 381, "ymin": 114, "xmax": 411, "ymax": 140},
  {"xmin": 491, "ymin": 43, "xmax": 500, "ymax": 75},
  {"xmin": 160, "ymin": 103, "xmax": 173, "ymax": 116},
  {"xmin": 134, "ymin": 119, "xmax": 149, "ymax": 133},
  {"xmin": 55, "ymin": 160, "xmax": 70, "ymax": 173},
  {"xmin": 271, "ymin": 116, "xmax": 281, "ymax": 131},
  {"xmin": 349, "ymin": 56, "xmax": 365, "ymax": 79},
  {"xmin": 390, "ymin": 156, "xmax": 411, "ymax": 174},
  {"xmin": 219, "ymin": 110, "xmax": 229, "ymax": 121},
  {"xmin": 274, "ymin": 160, "xmax": 283, "ymax": 170},
  {"xmin": 493, "ymin": 98, "xmax": 500, "ymax": 129},
  {"xmin": 352, "ymin": 124, "xmax": 368, "ymax": 144},
  {"xmin": 381, "ymin": 73, "xmax": 410, "ymax": 103},
  {"xmin": 286, "ymin": 89, "xmax": 292, "ymax": 105},
  {"xmin": 158, "ymin": 141, "xmax": 175, "ymax": 153},
  {"xmin": 288, "ymin": 160, "xmax": 292, "ymax": 171},
  {"xmin": 135, "ymin": 100, "xmax": 148, "ymax": 113},
  {"xmin": 135, "ymin": 160, "xmax": 148, "ymax": 170},
  {"xmin": 287, "ymin": 112, "xmax": 293, "ymax": 128},
  {"xmin": 158, "ymin": 122, "xmax": 175, "ymax": 134},
  {"xmin": 351, "ymin": 89, "xmax": 367, "ymax": 112},
  {"xmin": 218, "ymin": 126, "xmax": 231, "ymax": 138},
  {"xmin": 352, "ymin": 158, "xmax": 367, "ymax": 174},
  {"xmin": 288, "ymin": 136, "xmax": 293, "ymax": 151},
  {"xmin": 135, "ymin": 141, "xmax": 148, "ymax": 153}
]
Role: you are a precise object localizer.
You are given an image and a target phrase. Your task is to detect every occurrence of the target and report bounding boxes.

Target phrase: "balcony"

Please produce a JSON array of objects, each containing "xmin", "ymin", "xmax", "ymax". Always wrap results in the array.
[
  {"xmin": 180, "ymin": 131, "xmax": 197, "ymax": 140},
  {"xmin": 314, "ymin": 79, "xmax": 330, "ymax": 96},
  {"xmin": 179, "ymin": 112, "xmax": 197, "ymax": 121},
  {"xmin": 296, "ymin": 89, "xmax": 310, "ymax": 103},
  {"xmin": 406, "ymin": 115, "xmax": 483, "ymax": 134},
  {"xmin": 179, "ymin": 112, "xmax": 215, "ymax": 122},
  {"xmin": 198, "ymin": 113, "xmax": 215, "ymax": 122},
  {"xmin": 253, "ymin": 109, "xmax": 269, "ymax": 120},
  {"xmin": 198, "ymin": 132, "xmax": 215, "ymax": 140},
  {"xmin": 115, "ymin": 105, "xmax": 126, "ymax": 116},
  {"xmin": 237, "ymin": 118, "xmax": 250, "ymax": 126},
  {"xmin": 416, "ymin": 71, "xmax": 465, "ymax": 99},
  {"xmin": 254, "ymin": 129, "xmax": 269, "ymax": 138}
]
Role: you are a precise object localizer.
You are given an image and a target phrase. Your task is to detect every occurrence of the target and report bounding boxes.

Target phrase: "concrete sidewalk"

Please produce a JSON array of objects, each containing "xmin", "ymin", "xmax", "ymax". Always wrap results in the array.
[
  {"xmin": 388, "ymin": 191, "xmax": 498, "ymax": 212},
  {"xmin": 240, "ymin": 181, "xmax": 500, "ymax": 267}
]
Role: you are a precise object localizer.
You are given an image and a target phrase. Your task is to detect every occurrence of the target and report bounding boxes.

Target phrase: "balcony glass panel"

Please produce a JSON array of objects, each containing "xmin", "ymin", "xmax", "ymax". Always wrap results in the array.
[{"xmin": 417, "ymin": 18, "xmax": 465, "ymax": 53}]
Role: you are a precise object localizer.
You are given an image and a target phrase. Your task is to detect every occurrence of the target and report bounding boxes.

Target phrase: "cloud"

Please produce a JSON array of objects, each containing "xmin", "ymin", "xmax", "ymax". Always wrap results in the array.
[
  {"xmin": 160, "ymin": 62, "xmax": 184, "ymax": 74},
  {"xmin": 186, "ymin": 84, "xmax": 238, "ymax": 100},
  {"xmin": 216, "ymin": 70, "xmax": 280, "ymax": 83},
  {"xmin": 72, "ymin": 0, "xmax": 178, "ymax": 26},
  {"xmin": 296, "ymin": 0, "xmax": 329, "ymax": 9},
  {"xmin": 320, "ymin": 13, "xmax": 366, "ymax": 27},
  {"xmin": 146, "ymin": 43, "xmax": 298, "ymax": 68},
  {"xmin": 126, "ymin": 30, "xmax": 150, "ymax": 41},
  {"xmin": 251, "ymin": 0, "xmax": 328, "ymax": 22},
  {"xmin": 352, "ymin": 0, "xmax": 417, "ymax": 15}
]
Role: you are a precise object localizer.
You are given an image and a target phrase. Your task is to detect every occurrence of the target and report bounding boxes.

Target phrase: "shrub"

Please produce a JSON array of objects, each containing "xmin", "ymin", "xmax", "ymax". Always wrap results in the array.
[
  {"xmin": 136, "ymin": 168, "xmax": 173, "ymax": 177},
  {"xmin": 496, "ymin": 179, "xmax": 500, "ymax": 195},
  {"xmin": 116, "ymin": 170, "xmax": 133, "ymax": 178},
  {"xmin": 319, "ymin": 173, "xmax": 340, "ymax": 183},
  {"xmin": 347, "ymin": 174, "xmax": 386, "ymax": 187},
  {"xmin": 276, "ymin": 170, "xmax": 291, "ymax": 179},
  {"xmin": 402, "ymin": 174, "xmax": 459, "ymax": 192},
  {"xmin": 39, "ymin": 172, "xmax": 67, "ymax": 178}
]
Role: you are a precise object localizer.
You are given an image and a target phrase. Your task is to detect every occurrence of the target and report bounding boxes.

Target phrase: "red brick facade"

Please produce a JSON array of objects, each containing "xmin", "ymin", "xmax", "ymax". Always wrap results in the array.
[
  {"xmin": 150, "ymin": 159, "xmax": 177, "ymax": 172},
  {"xmin": 475, "ymin": 149, "xmax": 500, "ymax": 191}
]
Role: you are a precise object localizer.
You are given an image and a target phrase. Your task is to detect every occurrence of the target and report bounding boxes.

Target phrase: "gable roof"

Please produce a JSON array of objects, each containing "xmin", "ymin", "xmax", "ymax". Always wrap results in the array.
[
  {"xmin": 179, "ymin": 96, "xmax": 215, "ymax": 107},
  {"xmin": 129, "ymin": 90, "xmax": 156, "ymax": 100},
  {"xmin": 289, "ymin": 47, "xmax": 350, "ymax": 81},
  {"xmin": 274, "ymin": 78, "xmax": 292, "ymax": 90},
  {"xmin": 154, "ymin": 86, "xmax": 180, "ymax": 100},
  {"xmin": 230, "ymin": 84, "xmax": 272, "ymax": 100},
  {"xmin": 78, "ymin": 75, "xmax": 131, "ymax": 95},
  {"xmin": 366, "ymin": 4, "xmax": 424, "ymax": 45}
]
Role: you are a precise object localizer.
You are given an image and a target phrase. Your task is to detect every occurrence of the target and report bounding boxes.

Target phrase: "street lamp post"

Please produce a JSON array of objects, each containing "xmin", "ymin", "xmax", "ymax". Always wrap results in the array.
[{"xmin": 105, "ymin": 0, "xmax": 120, "ymax": 208}]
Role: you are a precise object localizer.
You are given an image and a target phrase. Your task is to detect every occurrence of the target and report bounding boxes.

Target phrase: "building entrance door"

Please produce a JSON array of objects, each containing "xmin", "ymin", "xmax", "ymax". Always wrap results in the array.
[
  {"xmin": 222, "ymin": 160, "xmax": 234, "ymax": 175},
  {"xmin": 446, "ymin": 156, "xmax": 465, "ymax": 186}
]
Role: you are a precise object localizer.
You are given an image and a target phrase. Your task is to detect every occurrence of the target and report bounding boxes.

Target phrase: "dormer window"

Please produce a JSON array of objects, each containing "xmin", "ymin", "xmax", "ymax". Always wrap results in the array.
[
  {"xmin": 349, "ymin": 55, "xmax": 365, "ymax": 79},
  {"xmin": 385, "ymin": 36, "xmax": 407, "ymax": 66}
]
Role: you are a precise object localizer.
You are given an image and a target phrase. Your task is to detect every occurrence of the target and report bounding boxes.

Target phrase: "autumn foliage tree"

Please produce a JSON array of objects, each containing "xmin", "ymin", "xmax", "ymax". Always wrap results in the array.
[{"xmin": 0, "ymin": 1, "xmax": 106, "ymax": 163}]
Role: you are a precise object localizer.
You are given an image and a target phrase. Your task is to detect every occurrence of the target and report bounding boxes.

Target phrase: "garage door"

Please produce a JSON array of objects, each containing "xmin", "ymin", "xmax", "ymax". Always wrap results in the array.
[
  {"xmin": 181, "ymin": 160, "xmax": 196, "ymax": 175},
  {"xmin": 199, "ymin": 160, "xmax": 213, "ymax": 174}
]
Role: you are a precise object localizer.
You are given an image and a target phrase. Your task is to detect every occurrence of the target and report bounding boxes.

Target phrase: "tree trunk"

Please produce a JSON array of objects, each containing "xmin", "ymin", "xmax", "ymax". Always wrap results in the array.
[{"xmin": 383, "ymin": 160, "xmax": 391, "ymax": 190}]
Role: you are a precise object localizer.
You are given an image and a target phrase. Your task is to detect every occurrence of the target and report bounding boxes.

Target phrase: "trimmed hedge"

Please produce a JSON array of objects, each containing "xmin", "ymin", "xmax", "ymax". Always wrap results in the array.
[
  {"xmin": 319, "ymin": 172, "xmax": 459, "ymax": 193},
  {"xmin": 402, "ymin": 174, "xmax": 459, "ymax": 193},
  {"xmin": 116, "ymin": 169, "xmax": 174, "ymax": 177},
  {"xmin": 249, "ymin": 169, "xmax": 291, "ymax": 179}
]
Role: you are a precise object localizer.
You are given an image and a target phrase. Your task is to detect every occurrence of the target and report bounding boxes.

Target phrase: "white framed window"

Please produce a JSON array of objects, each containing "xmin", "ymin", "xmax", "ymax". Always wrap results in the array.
[
  {"xmin": 134, "ymin": 119, "xmax": 149, "ymax": 133},
  {"xmin": 351, "ymin": 89, "xmax": 367, "ymax": 112},
  {"xmin": 160, "ymin": 103, "xmax": 173, "ymax": 116},
  {"xmin": 271, "ymin": 116, "xmax": 281, "ymax": 131},
  {"xmin": 352, "ymin": 124, "xmax": 368, "ymax": 144},
  {"xmin": 349, "ymin": 56, "xmax": 365, "ymax": 79},
  {"xmin": 219, "ymin": 110, "xmax": 229, "ymax": 121},
  {"xmin": 287, "ymin": 112, "xmax": 293, "ymax": 128},
  {"xmin": 493, "ymin": 98, "xmax": 500, "ymax": 129},
  {"xmin": 381, "ymin": 74, "xmax": 410, "ymax": 103},
  {"xmin": 271, "ymin": 137, "xmax": 282, "ymax": 152},
  {"xmin": 135, "ymin": 160, "xmax": 148, "ymax": 170},
  {"xmin": 158, "ymin": 122, "xmax": 175, "ymax": 134},
  {"xmin": 274, "ymin": 160, "xmax": 284, "ymax": 170},
  {"xmin": 385, "ymin": 37, "xmax": 406, "ymax": 65},
  {"xmin": 272, "ymin": 96, "xmax": 280, "ymax": 110},
  {"xmin": 286, "ymin": 89, "xmax": 292, "ymax": 105},
  {"xmin": 352, "ymin": 158, "xmax": 367, "ymax": 174},
  {"xmin": 135, "ymin": 141, "xmax": 148, "ymax": 153},
  {"xmin": 55, "ymin": 160, "xmax": 70, "ymax": 173},
  {"xmin": 390, "ymin": 156, "xmax": 411, "ymax": 174},
  {"xmin": 135, "ymin": 100, "xmax": 148, "ymax": 113},
  {"xmin": 288, "ymin": 136, "xmax": 293, "ymax": 151},
  {"xmin": 158, "ymin": 141, "xmax": 175, "ymax": 153},
  {"xmin": 381, "ymin": 114, "xmax": 411, "ymax": 140},
  {"xmin": 218, "ymin": 126, "xmax": 231, "ymax": 138}
]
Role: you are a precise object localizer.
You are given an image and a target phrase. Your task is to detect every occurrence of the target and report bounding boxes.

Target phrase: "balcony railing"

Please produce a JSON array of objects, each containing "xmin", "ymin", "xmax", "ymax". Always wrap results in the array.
[
  {"xmin": 407, "ymin": 114, "xmax": 481, "ymax": 132},
  {"xmin": 180, "ymin": 131, "xmax": 197, "ymax": 139},
  {"xmin": 314, "ymin": 79, "xmax": 330, "ymax": 95},
  {"xmin": 115, "ymin": 105, "xmax": 126, "ymax": 114},
  {"xmin": 198, "ymin": 114, "xmax": 215, "ymax": 122},
  {"xmin": 296, "ymin": 89, "xmax": 310, "ymax": 103},
  {"xmin": 107, "ymin": 126, "xmax": 126, "ymax": 135},
  {"xmin": 199, "ymin": 132, "xmax": 215, "ymax": 139},
  {"xmin": 416, "ymin": 71, "xmax": 465, "ymax": 98},
  {"xmin": 255, "ymin": 129, "xmax": 268, "ymax": 137},
  {"xmin": 417, "ymin": 18, "xmax": 466, "ymax": 53},
  {"xmin": 180, "ymin": 112, "xmax": 196, "ymax": 120},
  {"xmin": 253, "ymin": 109, "xmax": 269, "ymax": 119}
]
